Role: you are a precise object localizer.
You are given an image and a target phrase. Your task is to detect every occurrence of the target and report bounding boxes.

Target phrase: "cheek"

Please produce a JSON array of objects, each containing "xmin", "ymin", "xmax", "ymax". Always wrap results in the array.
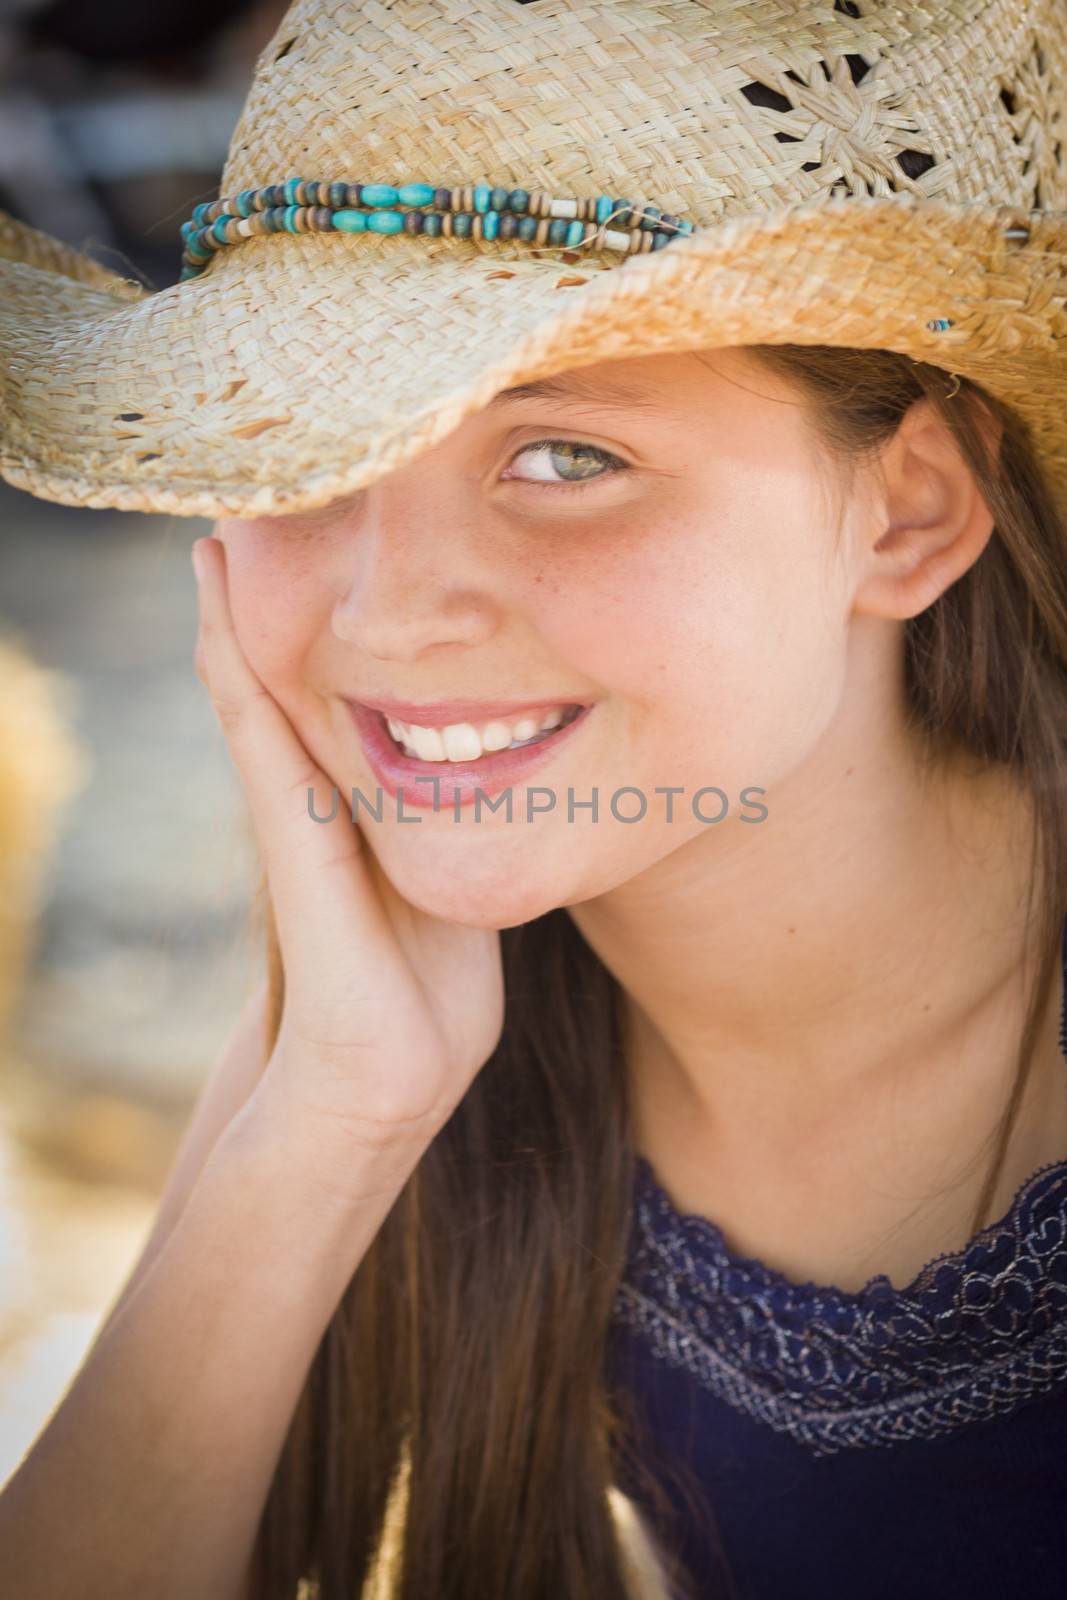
[
  {"xmin": 221, "ymin": 532, "xmax": 326, "ymax": 685},
  {"xmin": 533, "ymin": 507, "xmax": 845, "ymax": 784}
]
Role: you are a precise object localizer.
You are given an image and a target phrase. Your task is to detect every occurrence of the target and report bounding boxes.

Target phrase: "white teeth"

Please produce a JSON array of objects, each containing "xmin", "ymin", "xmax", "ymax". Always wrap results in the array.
[
  {"xmin": 480, "ymin": 720, "xmax": 513, "ymax": 751},
  {"xmin": 408, "ymin": 725, "xmax": 447, "ymax": 761},
  {"xmin": 441, "ymin": 724, "xmax": 482, "ymax": 762},
  {"xmin": 384, "ymin": 704, "xmax": 580, "ymax": 762}
]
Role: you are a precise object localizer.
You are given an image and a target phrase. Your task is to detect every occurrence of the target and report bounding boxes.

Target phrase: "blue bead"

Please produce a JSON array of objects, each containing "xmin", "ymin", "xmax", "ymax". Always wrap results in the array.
[
  {"xmin": 651, "ymin": 232, "xmax": 671, "ymax": 250},
  {"xmin": 509, "ymin": 189, "xmax": 530, "ymax": 213},
  {"xmin": 212, "ymin": 217, "xmax": 231, "ymax": 243},
  {"xmin": 547, "ymin": 218, "xmax": 569, "ymax": 246},
  {"xmin": 285, "ymin": 206, "xmax": 303, "ymax": 232},
  {"xmin": 360, "ymin": 184, "xmax": 399, "ymax": 208},
  {"xmin": 473, "ymin": 184, "xmax": 491, "ymax": 214},
  {"xmin": 332, "ymin": 210, "xmax": 368, "ymax": 232},
  {"xmin": 367, "ymin": 210, "xmax": 405, "ymax": 234},
  {"xmin": 596, "ymin": 196, "xmax": 613, "ymax": 224},
  {"xmin": 518, "ymin": 216, "xmax": 538, "ymax": 240},
  {"xmin": 676, "ymin": 218, "xmax": 694, "ymax": 235},
  {"xmin": 235, "ymin": 189, "xmax": 257, "ymax": 217},
  {"xmin": 423, "ymin": 213, "xmax": 443, "ymax": 236},
  {"xmin": 565, "ymin": 219, "xmax": 585, "ymax": 247},
  {"xmin": 283, "ymin": 177, "xmax": 305, "ymax": 204},
  {"xmin": 192, "ymin": 203, "xmax": 212, "ymax": 227},
  {"xmin": 482, "ymin": 211, "xmax": 499, "ymax": 240},
  {"xmin": 397, "ymin": 183, "xmax": 435, "ymax": 207},
  {"xmin": 180, "ymin": 220, "xmax": 198, "ymax": 241},
  {"xmin": 490, "ymin": 186, "xmax": 510, "ymax": 212}
]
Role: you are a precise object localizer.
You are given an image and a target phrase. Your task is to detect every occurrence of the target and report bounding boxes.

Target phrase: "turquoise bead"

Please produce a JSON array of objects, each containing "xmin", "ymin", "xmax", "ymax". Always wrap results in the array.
[
  {"xmin": 332, "ymin": 210, "xmax": 368, "ymax": 232},
  {"xmin": 518, "ymin": 215, "xmax": 538, "ymax": 240},
  {"xmin": 452, "ymin": 212, "xmax": 472, "ymax": 238},
  {"xmin": 423, "ymin": 213, "xmax": 442, "ymax": 236},
  {"xmin": 235, "ymin": 189, "xmax": 257, "ymax": 217},
  {"xmin": 490, "ymin": 186, "xmax": 510, "ymax": 212},
  {"xmin": 482, "ymin": 211, "xmax": 499, "ymax": 240},
  {"xmin": 212, "ymin": 217, "xmax": 231, "ymax": 243},
  {"xmin": 548, "ymin": 218, "xmax": 569, "ymax": 245},
  {"xmin": 283, "ymin": 177, "xmax": 305, "ymax": 204},
  {"xmin": 192, "ymin": 202, "xmax": 212, "ymax": 226},
  {"xmin": 284, "ymin": 206, "xmax": 302, "ymax": 232},
  {"xmin": 367, "ymin": 210, "xmax": 405, "ymax": 234},
  {"xmin": 509, "ymin": 189, "xmax": 530, "ymax": 213},
  {"xmin": 596, "ymin": 195, "xmax": 613, "ymax": 224},
  {"xmin": 565, "ymin": 219, "xmax": 585, "ymax": 246},
  {"xmin": 676, "ymin": 219, "xmax": 694, "ymax": 235},
  {"xmin": 360, "ymin": 184, "xmax": 399, "ymax": 208},
  {"xmin": 473, "ymin": 184, "xmax": 491, "ymax": 214},
  {"xmin": 397, "ymin": 183, "xmax": 435, "ymax": 207}
]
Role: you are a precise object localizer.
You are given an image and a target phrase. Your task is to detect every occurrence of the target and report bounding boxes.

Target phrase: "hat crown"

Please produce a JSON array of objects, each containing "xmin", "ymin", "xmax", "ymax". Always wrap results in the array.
[{"xmin": 219, "ymin": 0, "xmax": 1067, "ymax": 222}]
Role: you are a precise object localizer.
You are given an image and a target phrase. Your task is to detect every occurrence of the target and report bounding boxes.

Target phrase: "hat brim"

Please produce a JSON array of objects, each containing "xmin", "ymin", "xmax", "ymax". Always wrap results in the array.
[{"xmin": 2, "ymin": 194, "xmax": 1065, "ymax": 520}]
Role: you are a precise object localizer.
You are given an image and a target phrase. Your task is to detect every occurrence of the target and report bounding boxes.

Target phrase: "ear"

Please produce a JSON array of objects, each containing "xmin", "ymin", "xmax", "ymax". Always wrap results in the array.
[{"xmin": 852, "ymin": 393, "xmax": 1003, "ymax": 622}]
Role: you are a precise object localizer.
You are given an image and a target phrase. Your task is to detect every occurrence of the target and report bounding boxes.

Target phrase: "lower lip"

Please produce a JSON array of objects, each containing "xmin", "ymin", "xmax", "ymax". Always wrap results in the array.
[{"xmin": 345, "ymin": 701, "xmax": 593, "ymax": 809}]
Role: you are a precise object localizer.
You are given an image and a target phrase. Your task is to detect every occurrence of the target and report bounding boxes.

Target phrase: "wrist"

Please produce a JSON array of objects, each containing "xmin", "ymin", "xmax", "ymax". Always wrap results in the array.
[{"xmin": 217, "ymin": 1075, "xmax": 437, "ymax": 1218}]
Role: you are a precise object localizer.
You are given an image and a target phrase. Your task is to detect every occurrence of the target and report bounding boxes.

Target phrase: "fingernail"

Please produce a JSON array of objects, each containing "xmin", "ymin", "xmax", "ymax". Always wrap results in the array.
[{"xmin": 191, "ymin": 541, "xmax": 205, "ymax": 581}]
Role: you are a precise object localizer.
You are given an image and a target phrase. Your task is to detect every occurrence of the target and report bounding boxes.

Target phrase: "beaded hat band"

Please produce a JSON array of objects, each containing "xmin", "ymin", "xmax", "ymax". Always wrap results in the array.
[
  {"xmin": 1, "ymin": 0, "xmax": 1066, "ymax": 526},
  {"xmin": 179, "ymin": 180, "xmax": 696, "ymax": 280}
]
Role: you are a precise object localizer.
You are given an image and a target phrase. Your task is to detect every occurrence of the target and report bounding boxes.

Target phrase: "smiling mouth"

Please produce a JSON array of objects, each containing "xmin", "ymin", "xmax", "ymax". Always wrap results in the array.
[{"xmin": 381, "ymin": 703, "xmax": 586, "ymax": 761}]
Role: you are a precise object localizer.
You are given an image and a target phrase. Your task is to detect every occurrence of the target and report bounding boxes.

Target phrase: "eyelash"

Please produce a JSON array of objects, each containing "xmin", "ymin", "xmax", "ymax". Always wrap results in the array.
[{"xmin": 502, "ymin": 437, "xmax": 631, "ymax": 494}]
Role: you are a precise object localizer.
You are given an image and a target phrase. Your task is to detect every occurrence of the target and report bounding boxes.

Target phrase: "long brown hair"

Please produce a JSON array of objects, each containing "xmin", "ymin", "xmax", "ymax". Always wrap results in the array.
[{"xmin": 245, "ymin": 344, "xmax": 1067, "ymax": 1600}]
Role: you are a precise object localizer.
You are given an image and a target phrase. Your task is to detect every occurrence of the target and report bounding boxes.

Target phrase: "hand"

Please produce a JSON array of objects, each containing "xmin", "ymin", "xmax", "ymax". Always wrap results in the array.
[{"xmin": 191, "ymin": 535, "xmax": 505, "ymax": 1159}]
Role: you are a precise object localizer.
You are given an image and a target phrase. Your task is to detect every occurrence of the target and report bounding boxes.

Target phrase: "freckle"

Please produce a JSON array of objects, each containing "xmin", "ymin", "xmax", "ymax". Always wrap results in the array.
[
  {"xmin": 845, "ymin": 766, "xmax": 854, "ymax": 776},
  {"xmin": 787, "ymin": 926, "xmax": 796, "ymax": 934}
]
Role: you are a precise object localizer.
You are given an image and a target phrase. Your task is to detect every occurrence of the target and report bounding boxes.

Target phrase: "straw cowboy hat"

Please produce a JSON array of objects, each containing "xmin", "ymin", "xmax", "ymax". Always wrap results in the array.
[{"xmin": 0, "ymin": 0, "xmax": 1065, "ymax": 523}]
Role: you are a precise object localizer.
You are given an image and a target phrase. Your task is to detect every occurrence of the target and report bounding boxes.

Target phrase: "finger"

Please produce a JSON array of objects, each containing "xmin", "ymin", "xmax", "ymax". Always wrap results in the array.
[{"xmin": 191, "ymin": 536, "xmax": 394, "ymax": 988}]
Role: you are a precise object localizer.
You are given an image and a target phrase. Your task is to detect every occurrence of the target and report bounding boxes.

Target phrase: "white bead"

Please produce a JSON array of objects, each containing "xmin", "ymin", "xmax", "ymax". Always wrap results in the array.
[
  {"xmin": 602, "ymin": 228, "xmax": 632, "ymax": 252},
  {"xmin": 237, "ymin": 217, "xmax": 256, "ymax": 237},
  {"xmin": 549, "ymin": 198, "xmax": 579, "ymax": 219}
]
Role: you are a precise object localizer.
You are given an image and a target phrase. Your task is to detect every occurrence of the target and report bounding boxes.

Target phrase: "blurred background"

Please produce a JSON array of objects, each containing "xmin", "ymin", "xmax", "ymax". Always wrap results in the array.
[{"xmin": 0, "ymin": 0, "xmax": 291, "ymax": 1487}]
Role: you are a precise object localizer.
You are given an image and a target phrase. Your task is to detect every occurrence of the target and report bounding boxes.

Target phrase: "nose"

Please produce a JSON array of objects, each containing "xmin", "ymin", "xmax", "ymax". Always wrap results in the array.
[{"xmin": 329, "ymin": 479, "xmax": 498, "ymax": 661}]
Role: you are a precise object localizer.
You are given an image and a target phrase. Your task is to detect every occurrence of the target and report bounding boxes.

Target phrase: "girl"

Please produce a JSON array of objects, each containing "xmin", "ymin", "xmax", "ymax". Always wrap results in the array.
[{"xmin": 1, "ymin": 2, "xmax": 1065, "ymax": 1597}]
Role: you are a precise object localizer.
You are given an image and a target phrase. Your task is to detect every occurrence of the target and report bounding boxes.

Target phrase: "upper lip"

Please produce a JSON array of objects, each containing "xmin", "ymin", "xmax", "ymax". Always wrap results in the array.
[{"xmin": 351, "ymin": 695, "xmax": 588, "ymax": 728}]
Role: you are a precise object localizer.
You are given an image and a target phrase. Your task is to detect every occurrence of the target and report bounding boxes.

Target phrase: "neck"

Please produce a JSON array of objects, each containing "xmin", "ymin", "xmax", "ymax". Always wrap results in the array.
[{"xmin": 567, "ymin": 700, "xmax": 1066, "ymax": 1290}]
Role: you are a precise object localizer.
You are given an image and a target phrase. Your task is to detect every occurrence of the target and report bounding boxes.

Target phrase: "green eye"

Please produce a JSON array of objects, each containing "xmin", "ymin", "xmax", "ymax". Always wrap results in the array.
[{"xmin": 504, "ymin": 438, "xmax": 629, "ymax": 491}]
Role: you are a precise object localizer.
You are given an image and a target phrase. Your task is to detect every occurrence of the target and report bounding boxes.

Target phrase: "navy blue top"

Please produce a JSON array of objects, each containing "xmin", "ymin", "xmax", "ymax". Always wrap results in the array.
[{"xmin": 605, "ymin": 915, "xmax": 1067, "ymax": 1599}]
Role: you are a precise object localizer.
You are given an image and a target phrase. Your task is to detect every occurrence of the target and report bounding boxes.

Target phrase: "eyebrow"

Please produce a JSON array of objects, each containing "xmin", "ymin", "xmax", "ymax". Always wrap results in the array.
[{"xmin": 484, "ymin": 371, "xmax": 668, "ymax": 413}]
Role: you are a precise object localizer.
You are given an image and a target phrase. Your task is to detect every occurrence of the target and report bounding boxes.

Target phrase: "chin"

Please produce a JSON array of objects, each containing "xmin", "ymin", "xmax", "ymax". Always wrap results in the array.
[{"xmin": 373, "ymin": 842, "xmax": 568, "ymax": 930}]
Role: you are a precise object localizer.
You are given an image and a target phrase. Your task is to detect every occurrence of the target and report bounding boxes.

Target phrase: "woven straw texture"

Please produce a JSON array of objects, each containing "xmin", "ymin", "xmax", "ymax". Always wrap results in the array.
[{"xmin": 0, "ymin": 0, "xmax": 1065, "ymax": 520}]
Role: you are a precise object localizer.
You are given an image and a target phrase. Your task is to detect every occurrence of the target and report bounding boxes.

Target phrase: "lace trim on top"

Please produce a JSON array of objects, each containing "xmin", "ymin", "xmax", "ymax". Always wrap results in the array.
[{"xmin": 611, "ymin": 916, "xmax": 1067, "ymax": 1458}]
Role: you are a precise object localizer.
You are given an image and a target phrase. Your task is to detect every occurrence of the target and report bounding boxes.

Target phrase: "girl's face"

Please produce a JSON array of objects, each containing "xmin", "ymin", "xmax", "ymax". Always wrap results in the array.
[{"xmin": 213, "ymin": 348, "xmax": 871, "ymax": 927}]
